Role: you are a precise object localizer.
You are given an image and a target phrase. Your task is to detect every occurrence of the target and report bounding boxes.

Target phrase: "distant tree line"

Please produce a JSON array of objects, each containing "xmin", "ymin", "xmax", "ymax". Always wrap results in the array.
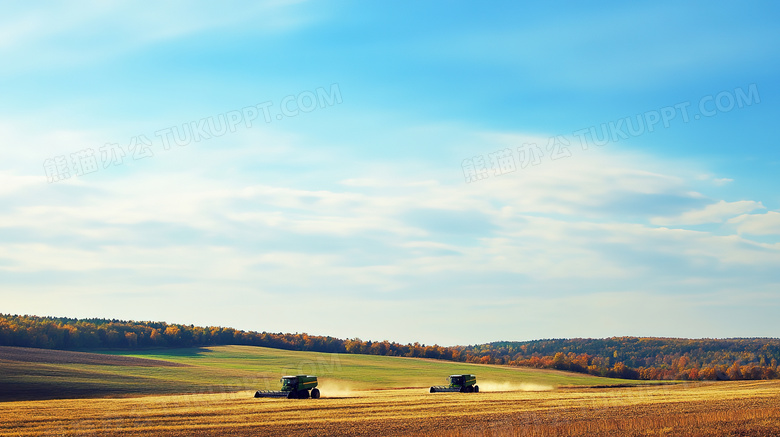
[
  {"xmin": 2, "ymin": 314, "xmax": 778, "ymax": 381},
  {"xmin": 469, "ymin": 338, "xmax": 780, "ymax": 380}
]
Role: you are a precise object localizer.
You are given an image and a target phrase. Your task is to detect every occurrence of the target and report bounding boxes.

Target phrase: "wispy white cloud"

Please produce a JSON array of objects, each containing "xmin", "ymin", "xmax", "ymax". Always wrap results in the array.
[
  {"xmin": 728, "ymin": 211, "xmax": 780, "ymax": 236},
  {"xmin": 712, "ymin": 178, "xmax": 733, "ymax": 186},
  {"xmin": 651, "ymin": 200, "xmax": 765, "ymax": 226},
  {"xmin": 696, "ymin": 174, "xmax": 734, "ymax": 186}
]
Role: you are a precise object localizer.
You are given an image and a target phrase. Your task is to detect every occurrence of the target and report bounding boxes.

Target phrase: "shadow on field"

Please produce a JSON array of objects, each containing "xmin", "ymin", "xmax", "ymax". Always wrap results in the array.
[
  {"xmin": 0, "ymin": 346, "xmax": 190, "ymax": 367},
  {"xmin": 0, "ymin": 347, "xmax": 207, "ymax": 402}
]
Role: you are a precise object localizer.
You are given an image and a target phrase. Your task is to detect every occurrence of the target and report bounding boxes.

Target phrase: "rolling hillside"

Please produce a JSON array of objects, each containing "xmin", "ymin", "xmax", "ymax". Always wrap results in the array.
[{"xmin": 0, "ymin": 345, "xmax": 645, "ymax": 401}]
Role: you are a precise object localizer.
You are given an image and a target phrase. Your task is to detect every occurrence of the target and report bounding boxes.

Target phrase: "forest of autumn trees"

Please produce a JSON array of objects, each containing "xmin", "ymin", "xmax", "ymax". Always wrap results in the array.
[{"xmin": 2, "ymin": 314, "xmax": 779, "ymax": 381}]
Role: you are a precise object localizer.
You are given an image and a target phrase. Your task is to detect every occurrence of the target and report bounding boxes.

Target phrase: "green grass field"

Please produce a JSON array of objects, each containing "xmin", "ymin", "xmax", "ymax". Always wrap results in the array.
[{"xmin": 1, "ymin": 345, "xmax": 649, "ymax": 401}]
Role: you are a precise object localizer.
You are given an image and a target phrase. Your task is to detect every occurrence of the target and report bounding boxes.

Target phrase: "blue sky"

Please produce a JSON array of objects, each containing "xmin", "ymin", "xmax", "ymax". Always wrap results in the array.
[{"xmin": 1, "ymin": 1, "xmax": 779, "ymax": 345}]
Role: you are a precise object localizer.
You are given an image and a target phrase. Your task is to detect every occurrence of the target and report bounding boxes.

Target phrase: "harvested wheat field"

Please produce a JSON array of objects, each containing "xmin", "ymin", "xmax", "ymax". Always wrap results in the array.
[{"xmin": 2, "ymin": 381, "xmax": 779, "ymax": 436}]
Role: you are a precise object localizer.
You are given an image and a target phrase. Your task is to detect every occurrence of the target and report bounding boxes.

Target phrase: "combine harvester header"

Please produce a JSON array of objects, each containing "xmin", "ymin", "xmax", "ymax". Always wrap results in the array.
[
  {"xmin": 255, "ymin": 375, "xmax": 320, "ymax": 399},
  {"xmin": 430, "ymin": 374, "xmax": 479, "ymax": 393}
]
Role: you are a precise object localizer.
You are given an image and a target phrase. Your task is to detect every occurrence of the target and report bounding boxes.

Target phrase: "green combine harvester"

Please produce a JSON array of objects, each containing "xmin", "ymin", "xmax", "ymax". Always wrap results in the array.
[
  {"xmin": 429, "ymin": 374, "xmax": 479, "ymax": 393},
  {"xmin": 254, "ymin": 375, "xmax": 320, "ymax": 399}
]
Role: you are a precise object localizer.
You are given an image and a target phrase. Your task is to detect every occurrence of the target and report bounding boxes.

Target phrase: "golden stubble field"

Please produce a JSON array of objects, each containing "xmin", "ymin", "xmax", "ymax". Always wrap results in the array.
[{"xmin": 1, "ymin": 380, "xmax": 779, "ymax": 437}]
